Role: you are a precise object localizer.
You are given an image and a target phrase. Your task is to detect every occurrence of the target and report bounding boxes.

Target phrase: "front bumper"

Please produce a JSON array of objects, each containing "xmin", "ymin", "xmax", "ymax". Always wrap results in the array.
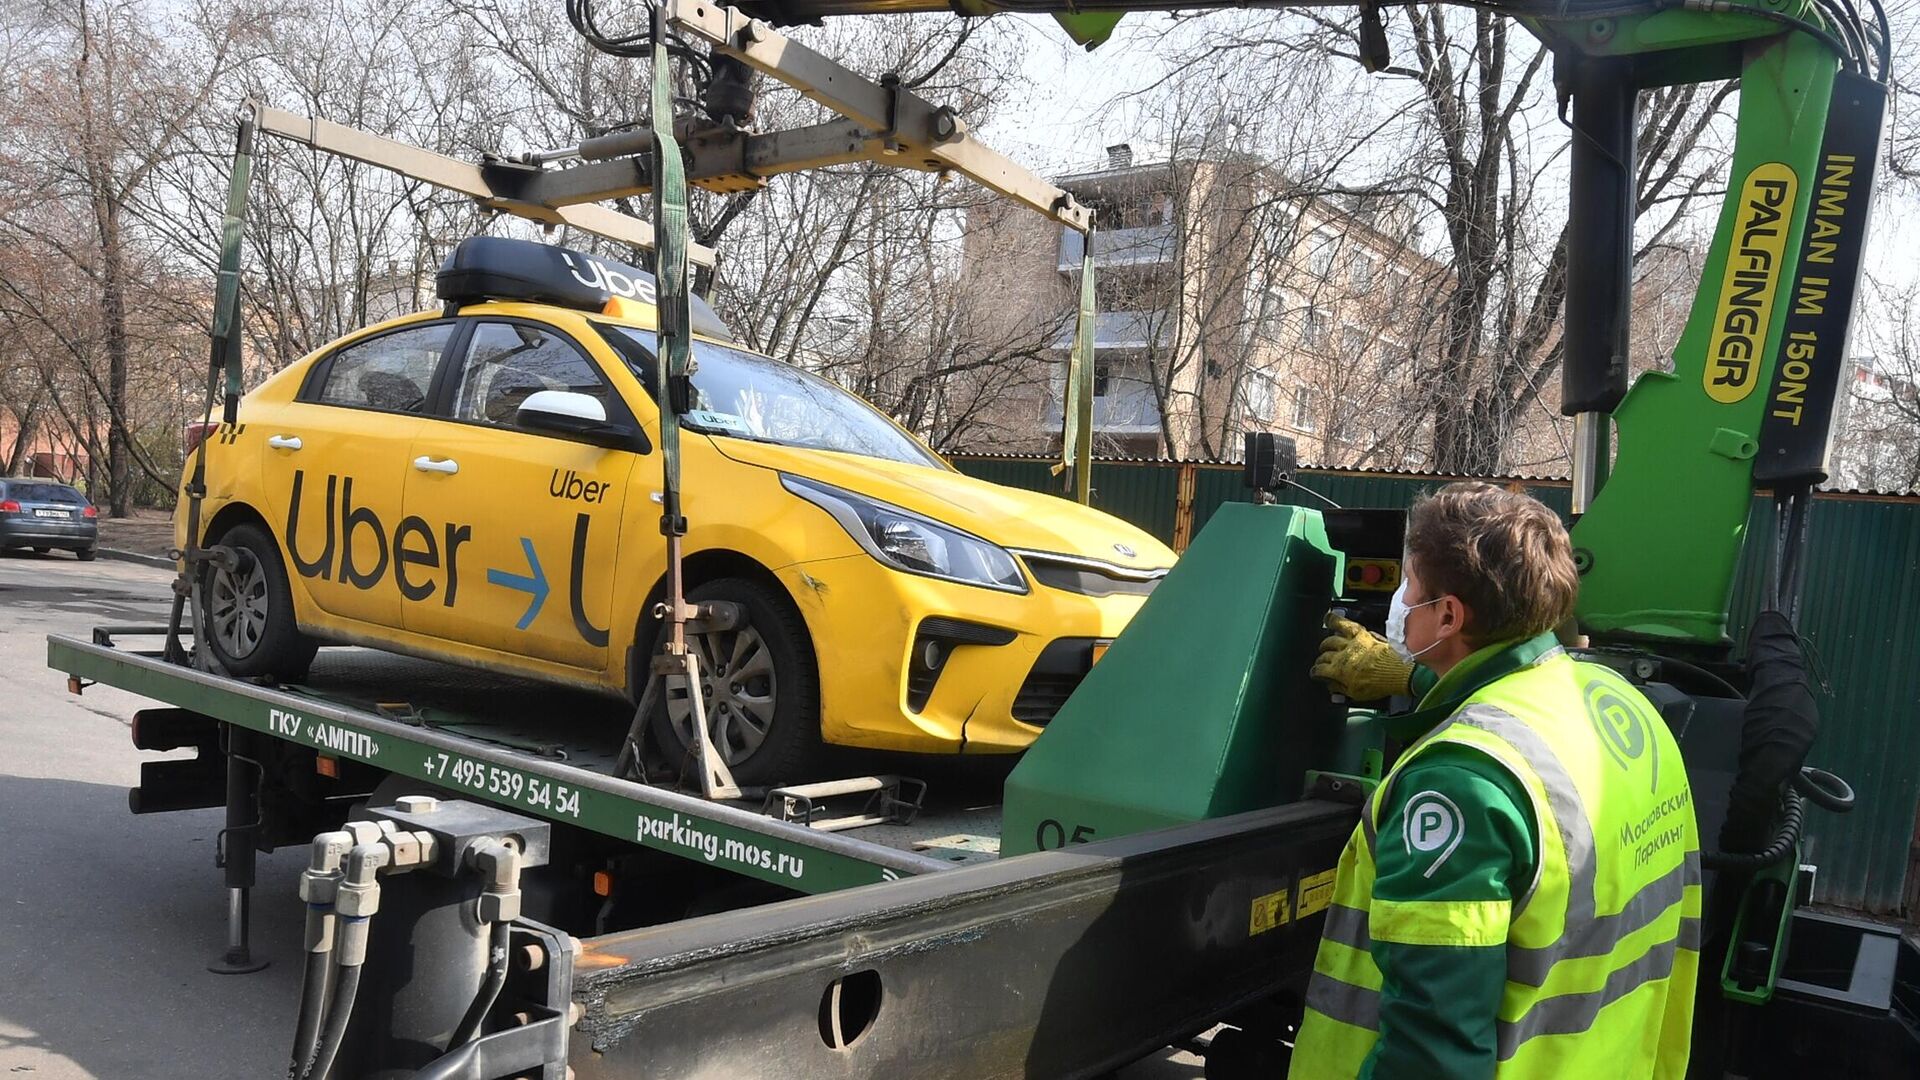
[
  {"xmin": 776, "ymin": 554, "xmax": 1150, "ymax": 755},
  {"xmin": 0, "ymin": 518, "xmax": 97, "ymax": 549}
]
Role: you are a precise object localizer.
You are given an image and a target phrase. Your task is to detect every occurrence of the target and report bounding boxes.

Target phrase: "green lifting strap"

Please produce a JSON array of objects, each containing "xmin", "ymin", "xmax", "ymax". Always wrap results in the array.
[
  {"xmin": 651, "ymin": 6, "xmax": 693, "ymax": 542},
  {"xmin": 1054, "ymin": 228, "xmax": 1095, "ymax": 504},
  {"xmin": 212, "ymin": 118, "xmax": 255, "ymax": 425}
]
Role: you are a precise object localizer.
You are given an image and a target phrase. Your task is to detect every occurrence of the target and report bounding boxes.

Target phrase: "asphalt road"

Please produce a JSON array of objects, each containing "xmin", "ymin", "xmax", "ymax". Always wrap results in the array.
[
  {"xmin": 0, "ymin": 551, "xmax": 1203, "ymax": 1079},
  {"xmin": 0, "ymin": 551, "xmax": 304, "ymax": 1078}
]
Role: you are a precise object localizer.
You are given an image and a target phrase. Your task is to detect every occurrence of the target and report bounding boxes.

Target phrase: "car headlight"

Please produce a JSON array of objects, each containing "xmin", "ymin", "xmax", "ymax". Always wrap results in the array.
[{"xmin": 781, "ymin": 475, "xmax": 1028, "ymax": 593}]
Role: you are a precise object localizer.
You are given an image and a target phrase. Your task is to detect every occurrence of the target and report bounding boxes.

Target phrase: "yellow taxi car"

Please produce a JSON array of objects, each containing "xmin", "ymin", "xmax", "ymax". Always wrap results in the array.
[{"xmin": 183, "ymin": 237, "xmax": 1174, "ymax": 782}]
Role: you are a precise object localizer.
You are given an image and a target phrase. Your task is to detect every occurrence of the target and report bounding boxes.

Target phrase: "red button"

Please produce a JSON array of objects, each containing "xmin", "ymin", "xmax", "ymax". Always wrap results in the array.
[{"xmin": 1361, "ymin": 565, "xmax": 1383, "ymax": 585}]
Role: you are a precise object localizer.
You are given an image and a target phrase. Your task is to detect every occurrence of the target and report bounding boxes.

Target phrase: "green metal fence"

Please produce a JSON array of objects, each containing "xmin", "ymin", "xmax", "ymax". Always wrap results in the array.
[{"xmin": 951, "ymin": 454, "xmax": 1920, "ymax": 916}]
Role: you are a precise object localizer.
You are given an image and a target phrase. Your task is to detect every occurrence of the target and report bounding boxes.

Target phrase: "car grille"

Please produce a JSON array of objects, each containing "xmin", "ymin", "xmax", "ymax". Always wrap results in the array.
[
  {"xmin": 1014, "ymin": 551, "xmax": 1166, "ymax": 598},
  {"xmin": 1012, "ymin": 637, "xmax": 1101, "ymax": 727},
  {"xmin": 1012, "ymin": 672, "xmax": 1082, "ymax": 726}
]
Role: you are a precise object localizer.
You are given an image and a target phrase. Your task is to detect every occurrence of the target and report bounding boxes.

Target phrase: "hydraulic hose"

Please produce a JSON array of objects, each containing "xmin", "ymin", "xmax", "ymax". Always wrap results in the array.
[
  {"xmin": 447, "ymin": 920, "xmax": 512, "ymax": 1051},
  {"xmin": 1651, "ymin": 654, "xmax": 1745, "ymax": 701},
  {"xmin": 300, "ymin": 841, "xmax": 388, "ymax": 1080},
  {"xmin": 405, "ymin": 1040, "xmax": 483, "ymax": 1080},
  {"xmin": 289, "ymin": 832, "xmax": 351, "ymax": 1078},
  {"xmin": 1702, "ymin": 789, "xmax": 1805, "ymax": 872},
  {"xmin": 447, "ymin": 840, "xmax": 524, "ymax": 1051},
  {"xmin": 288, "ymin": 951, "xmax": 331, "ymax": 1077},
  {"xmin": 300, "ymin": 963, "xmax": 363, "ymax": 1080}
]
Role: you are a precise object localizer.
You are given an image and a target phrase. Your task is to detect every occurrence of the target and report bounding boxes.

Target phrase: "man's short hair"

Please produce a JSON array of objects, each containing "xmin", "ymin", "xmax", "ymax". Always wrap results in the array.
[{"xmin": 1405, "ymin": 481, "xmax": 1579, "ymax": 645}]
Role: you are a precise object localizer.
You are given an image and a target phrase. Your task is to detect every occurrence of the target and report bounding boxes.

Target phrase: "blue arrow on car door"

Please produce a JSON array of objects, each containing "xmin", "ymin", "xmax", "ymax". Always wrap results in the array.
[{"xmin": 487, "ymin": 537, "xmax": 549, "ymax": 630}]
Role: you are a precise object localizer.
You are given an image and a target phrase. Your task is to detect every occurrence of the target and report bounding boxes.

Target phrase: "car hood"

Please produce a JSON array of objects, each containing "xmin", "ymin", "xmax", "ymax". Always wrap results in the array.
[{"xmin": 709, "ymin": 437, "xmax": 1177, "ymax": 570}]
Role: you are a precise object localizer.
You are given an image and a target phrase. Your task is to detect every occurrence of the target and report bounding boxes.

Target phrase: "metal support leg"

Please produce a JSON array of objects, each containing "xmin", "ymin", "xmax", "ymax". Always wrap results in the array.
[{"xmin": 209, "ymin": 725, "xmax": 269, "ymax": 974}]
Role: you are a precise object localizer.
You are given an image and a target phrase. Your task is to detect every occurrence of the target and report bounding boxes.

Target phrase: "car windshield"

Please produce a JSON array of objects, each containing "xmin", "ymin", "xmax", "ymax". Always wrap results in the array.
[
  {"xmin": 597, "ymin": 325, "xmax": 946, "ymax": 470},
  {"xmin": 5, "ymin": 482, "xmax": 84, "ymax": 504}
]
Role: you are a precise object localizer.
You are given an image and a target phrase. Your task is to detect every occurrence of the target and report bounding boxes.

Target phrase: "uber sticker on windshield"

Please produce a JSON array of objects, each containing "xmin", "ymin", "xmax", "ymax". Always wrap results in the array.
[{"xmin": 686, "ymin": 410, "xmax": 751, "ymax": 435}]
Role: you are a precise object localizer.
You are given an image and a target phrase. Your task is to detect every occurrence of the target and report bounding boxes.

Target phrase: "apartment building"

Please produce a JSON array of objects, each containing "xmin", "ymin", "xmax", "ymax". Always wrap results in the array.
[{"xmin": 955, "ymin": 144, "xmax": 1449, "ymax": 464}]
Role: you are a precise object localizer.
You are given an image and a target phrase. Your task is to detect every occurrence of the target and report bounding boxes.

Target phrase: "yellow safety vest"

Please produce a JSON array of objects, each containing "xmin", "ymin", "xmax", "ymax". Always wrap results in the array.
[{"xmin": 1289, "ymin": 647, "xmax": 1701, "ymax": 1078}]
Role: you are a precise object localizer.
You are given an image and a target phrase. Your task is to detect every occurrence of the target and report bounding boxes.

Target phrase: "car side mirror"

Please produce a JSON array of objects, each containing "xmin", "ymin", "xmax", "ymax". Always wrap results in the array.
[{"xmin": 516, "ymin": 390, "xmax": 649, "ymax": 452}]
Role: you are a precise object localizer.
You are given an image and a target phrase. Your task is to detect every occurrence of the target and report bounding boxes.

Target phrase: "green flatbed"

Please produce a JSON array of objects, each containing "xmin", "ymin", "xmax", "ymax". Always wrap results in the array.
[{"xmin": 48, "ymin": 631, "xmax": 1007, "ymax": 895}]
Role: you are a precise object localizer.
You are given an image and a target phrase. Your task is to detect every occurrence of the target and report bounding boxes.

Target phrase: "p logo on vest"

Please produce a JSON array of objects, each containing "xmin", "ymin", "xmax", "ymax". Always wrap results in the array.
[
  {"xmin": 1403, "ymin": 790, "xmax": 1464, "ymax": 878},
  {"xmin": 1584, "ymin": 678, "xmax": 1661, "ymax": 792}
]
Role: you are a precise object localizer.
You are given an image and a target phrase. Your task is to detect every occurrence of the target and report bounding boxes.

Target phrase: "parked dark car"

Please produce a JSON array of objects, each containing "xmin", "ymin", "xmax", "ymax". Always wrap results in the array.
[{"xmin": 0, "ymin": 480, "xmax": 98, "ymax": 559}]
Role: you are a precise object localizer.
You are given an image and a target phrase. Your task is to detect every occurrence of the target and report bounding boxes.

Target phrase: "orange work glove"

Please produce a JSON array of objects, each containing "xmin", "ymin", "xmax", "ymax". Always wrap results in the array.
[{"xmin": 1310, "ymin": 615, "xmax": 1414, "ymax": 702}]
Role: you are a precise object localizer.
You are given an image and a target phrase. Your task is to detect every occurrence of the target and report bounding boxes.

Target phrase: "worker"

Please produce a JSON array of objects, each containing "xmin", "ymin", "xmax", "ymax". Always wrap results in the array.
[{"xmin": 1291, "ymin": 482, "xmax": 1700, "ymax": 1079}]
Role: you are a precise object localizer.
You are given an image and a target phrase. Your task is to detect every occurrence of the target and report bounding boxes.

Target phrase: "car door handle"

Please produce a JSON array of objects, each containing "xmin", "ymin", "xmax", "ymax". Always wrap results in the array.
[
  {"xmin": 412, "ymin": 456, "xmax": 459, "ymax": 475},
  {"xmin": 266, "ymin": 435, "xmax": 302, "ymax": 451}
]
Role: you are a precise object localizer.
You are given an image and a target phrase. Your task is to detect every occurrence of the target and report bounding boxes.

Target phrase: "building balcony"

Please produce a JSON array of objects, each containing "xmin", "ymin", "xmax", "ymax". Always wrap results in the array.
[
  {"xmin": 1058, "ymin": 224, "xmax": 1175, "ymax": 271},
  {"xmin": 1050, "ymin": 310, "xmax": 1173, "ymax": 351},
  {"xmin": 1045, "ymin": 383, "xmax": 1163, "ymax": 434}
]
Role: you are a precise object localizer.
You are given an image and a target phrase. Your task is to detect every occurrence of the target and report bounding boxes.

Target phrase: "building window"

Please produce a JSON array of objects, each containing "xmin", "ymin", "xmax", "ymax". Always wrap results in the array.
[
  {"xmin": 1387, "ymin": 267, "xmax": 1412, "ymax": 296},
  {"xmin": 1330, "ymin": 409, "xmax": 1357, "ymax": 444},
  {"xmin": 1293, "ymin": 386, "xmax": 1319, "ymax": 431},
  {"xmin": 1258, "ymin": 291, "xmax": 1288, "ymax": 340},
  {"xmin": 1245, "ymin": 371, "xmax": 1277, "ymax": 421},
  {"xmin": 1308, "ymin": 234, "xmax": 1337, "ymax": 279},
  {"xmin": 1302, "ymin": 308, "xmax": 1331, "ymax": 351},
  {"xmin": 1340, "ymin": 326, "xmax": 1367, "ymax": 360},
  {"xmin": 1350, "ymin": 251, "xmax": 1374, "ymax": 290},
  {"xmin": 1094, "ymin": 359, "xmax": 1112, "ymax": 397}
]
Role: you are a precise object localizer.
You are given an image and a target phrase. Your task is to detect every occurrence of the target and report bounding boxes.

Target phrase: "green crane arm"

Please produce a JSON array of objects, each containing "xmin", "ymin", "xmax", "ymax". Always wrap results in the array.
[{"xmin": 1539, "ymin": 7, "xmax": 1885, "ymax": 644}]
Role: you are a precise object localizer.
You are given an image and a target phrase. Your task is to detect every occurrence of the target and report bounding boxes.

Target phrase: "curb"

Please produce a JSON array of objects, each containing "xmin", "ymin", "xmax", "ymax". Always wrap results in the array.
[{"xmin": 98, "ymin": 547, "xmax": 176, "ymax": 569}]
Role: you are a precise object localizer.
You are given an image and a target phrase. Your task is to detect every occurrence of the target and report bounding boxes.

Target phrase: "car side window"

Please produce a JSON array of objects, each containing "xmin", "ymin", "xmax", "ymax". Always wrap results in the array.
[
  {"xmin": 312, "ymin": 323, "xmax": 454, "ymax": 414},
  {"xmin": 453, "ymin": 321, "xmax": 613, "ymax": 427}
]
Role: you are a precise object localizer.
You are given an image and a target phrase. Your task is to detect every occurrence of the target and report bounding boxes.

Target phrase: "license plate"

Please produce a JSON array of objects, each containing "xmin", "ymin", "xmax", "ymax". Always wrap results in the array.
[{"xmin": 33, "ymin": 509, "xmax": 67, "ymax": 519}]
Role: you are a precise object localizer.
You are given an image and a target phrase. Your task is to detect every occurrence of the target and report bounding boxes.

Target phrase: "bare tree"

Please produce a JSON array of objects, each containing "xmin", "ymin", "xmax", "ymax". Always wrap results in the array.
[
  {"xmin": 1832, "ymin": 277, "xmax": 1920, "ymax": 491},
  {"xmin": 0, "ymin": 0, "xmax": 252, "ymax": 511}
]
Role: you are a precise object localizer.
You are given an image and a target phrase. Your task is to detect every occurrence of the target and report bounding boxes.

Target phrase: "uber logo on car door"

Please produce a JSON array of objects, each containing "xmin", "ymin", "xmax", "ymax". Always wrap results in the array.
[{"xmin": 284, "ymin": 468, "xmax": 609, "ymax": 645}]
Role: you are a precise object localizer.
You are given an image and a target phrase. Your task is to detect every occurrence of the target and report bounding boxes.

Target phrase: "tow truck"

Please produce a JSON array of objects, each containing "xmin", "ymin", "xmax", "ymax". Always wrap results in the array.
[{"xmin": 44, "ymin": 0, "xmax": 1920, "ymax": 1076}]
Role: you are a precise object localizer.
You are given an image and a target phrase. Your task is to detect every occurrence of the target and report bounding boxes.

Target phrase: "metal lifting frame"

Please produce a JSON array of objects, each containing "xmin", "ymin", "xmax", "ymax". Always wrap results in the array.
[
  {"xmin": 496, "ymin": 0, "xmax": 1093, "ymax": 233},
  {"xmin": 245, "ymin": 102, "xmax": 715, "ymax": 265}
]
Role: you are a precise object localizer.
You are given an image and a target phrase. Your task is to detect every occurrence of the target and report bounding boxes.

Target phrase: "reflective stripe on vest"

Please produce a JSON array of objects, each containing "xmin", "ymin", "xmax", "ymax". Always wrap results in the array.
[{"xmin": 1289, "ymin": 652, "xmax": 1700, "ymax": 1079}]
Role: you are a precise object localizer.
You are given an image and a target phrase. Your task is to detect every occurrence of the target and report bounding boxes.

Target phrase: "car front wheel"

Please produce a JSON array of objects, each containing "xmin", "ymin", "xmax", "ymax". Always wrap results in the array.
[
  {"xmin": 199, "ymin": 523, "xmax": 318, "ymax": 680},
  {"xmin": 646, "ymin": 577, "xmax": 820, "ymax": 786}
]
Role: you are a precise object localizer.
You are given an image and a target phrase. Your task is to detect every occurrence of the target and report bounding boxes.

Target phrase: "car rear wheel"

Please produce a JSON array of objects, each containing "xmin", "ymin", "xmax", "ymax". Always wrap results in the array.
[
  {"xmin": 645, "ymin": 577, "xmax": 821, "ymax": 786},
  {"xmin": 32, "ymin": 546, "xmax": 49, "ymax": 554},
  {"xmin": 199, "ymin": 523, "xmax": 318, "ymax": 680},
  {"xmin": 75, "ymin": 547, "xmax": 96, "ymax": 561}
]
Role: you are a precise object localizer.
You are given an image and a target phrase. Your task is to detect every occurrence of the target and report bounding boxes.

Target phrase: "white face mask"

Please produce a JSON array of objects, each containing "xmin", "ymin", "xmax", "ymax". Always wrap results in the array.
[{"xmin": 1385, "ymin": 578, "xmax": 1446, "ymax": 663}]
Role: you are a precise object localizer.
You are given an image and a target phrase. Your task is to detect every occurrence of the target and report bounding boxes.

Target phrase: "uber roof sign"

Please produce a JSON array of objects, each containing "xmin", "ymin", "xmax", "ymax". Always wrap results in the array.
[{"xmin": 435, "ymin": 236, "xmax": 734, "ymax": 341}]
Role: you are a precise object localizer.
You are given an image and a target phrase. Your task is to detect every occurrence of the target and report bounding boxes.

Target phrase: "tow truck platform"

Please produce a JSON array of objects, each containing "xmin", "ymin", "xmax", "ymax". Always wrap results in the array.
[
  {"xmin": 49, "ymin": 628, "xmax": 1361, "ymax": 1077},
  {"xmin": 54, "ymin": 629, "xmax": 1010, "ymax": 891}
]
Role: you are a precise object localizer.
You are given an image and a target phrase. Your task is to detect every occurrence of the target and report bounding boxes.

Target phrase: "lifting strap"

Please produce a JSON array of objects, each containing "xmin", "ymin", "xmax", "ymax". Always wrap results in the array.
[
  {"xmin": 646, "ymin": 8, "xmax": 738, "ymax": 800},
  {"xmin": 1055, "ymin": 227, "xmax": 1095, "ymax": 504},
  {"xmin": 165, "ymin": 114, "xmax": 257, "ymax": 665},
  {"xmin": 651, "ymin": 8, "xmax": 692, "ymax": 546}
]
